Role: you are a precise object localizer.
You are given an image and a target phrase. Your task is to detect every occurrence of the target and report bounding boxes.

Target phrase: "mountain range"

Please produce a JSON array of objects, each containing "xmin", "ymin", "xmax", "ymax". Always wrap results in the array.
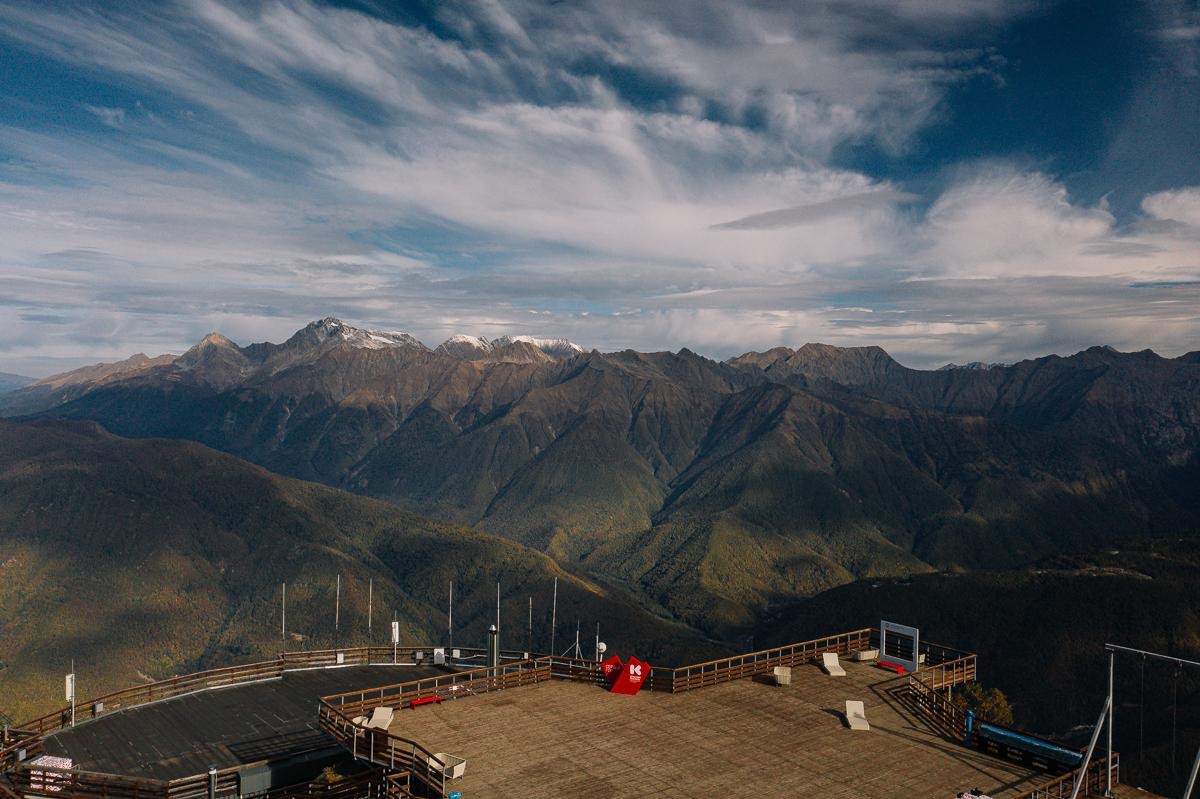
[
  {"xmin": 0, "ymin": 372, "xmax": 33, "ymax": 395},
  {"xmin": 0, "ymin": 418, "xmax": 723, "ymax": 721},
  {"xmin": 3, "ymin": 318, "xmax": 1198, "ymax": 641}
]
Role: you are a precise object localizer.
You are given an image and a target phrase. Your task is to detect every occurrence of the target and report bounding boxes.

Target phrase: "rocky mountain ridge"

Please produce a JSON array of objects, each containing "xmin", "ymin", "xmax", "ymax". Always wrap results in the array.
[{"xmin": 4, "ymin": 320, "xmax": 1198, "ymax": 637}]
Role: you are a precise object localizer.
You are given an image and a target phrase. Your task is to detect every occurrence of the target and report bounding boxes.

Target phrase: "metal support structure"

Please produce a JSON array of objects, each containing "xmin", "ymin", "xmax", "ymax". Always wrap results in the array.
[
  {"xmin": 335, "ymin": 574, "xmax": 341, "ymax": 633},
  {"xmin": 1105, "ymin": 643, "xmax": 1200, "ymax": 796},
  {"xmin": 447, "ymin": 581, "xmax": 453, "ymax": 651},
  {"xmin": 1107, "ymin": 650, "xmax": 1114, "ymax": 797},
  {"xmin": 549, "ymin": 577, "xmax": 557, "ymax": 657},
  {"xmin": 281, "ymin": 582, "xmax": 287, "ymax": 641},
  {"xmin": 1070, "ymin": 696, "xmax": 1112, "ymax": 799},
  {"xmin": 368, "ymin": 578, "xmax": 373, "ymax": 634},
  {"xmin": 1183, "ymin": 744, "xmax": 1200, "ymax": 799}
]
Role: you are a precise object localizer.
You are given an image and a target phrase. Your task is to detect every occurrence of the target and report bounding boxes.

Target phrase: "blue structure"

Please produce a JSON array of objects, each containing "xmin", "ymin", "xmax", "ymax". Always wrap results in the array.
[{"xmin": 975, "ymin": 721, "xmax": 1084, "ymax": 769}]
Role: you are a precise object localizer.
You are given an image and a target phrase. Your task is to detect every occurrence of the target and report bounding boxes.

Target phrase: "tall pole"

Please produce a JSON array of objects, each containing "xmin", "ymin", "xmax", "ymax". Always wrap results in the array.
[
  {"xmin": 281, "ymin": 582, "xmax": 287, "ymax": 641},
  {"xmin": 1070, "ymin": 696, "xmax": 1112, "ymax": 799},
  {"xmin": 335, "ymin": 574, "xmax": 341, "ymax": 635},
  {"xmin": 549, "ymin": 577, "xmax": 558, "ymax": 657},
  {"xmin": 70, "ymin": 659, "xmax": 75, "ymax": 728},
  {"xmin": 1183, "ymin": 744, "xmax": 1200, "ymax": 799},
  {"xmin": 496, "ymin": 581, "xmax": 501, "ymax": 656},
  {"xmin": 1106, "ymin": 650, "xmax": 1114, "ymax": 797},
  {"xmin": 368, "ymin": 578, "xmax": 373, "ymax": 635},
  {"xmin": 528, "ymin": 597, "xmax": 533, "ymax": 656},
  {"xmin": 448, "ymin": 581, "xmax": 454, "ymax": 651}
]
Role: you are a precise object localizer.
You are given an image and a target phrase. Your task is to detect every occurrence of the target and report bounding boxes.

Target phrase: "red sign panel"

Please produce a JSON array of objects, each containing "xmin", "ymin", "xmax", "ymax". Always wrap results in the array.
[
  {"xmin": 610, "ymin": 656, "xmax": 650, "ymax": 695},
  {"xmin": 600, "ymin": 654, "xmax": 624, "ymax": 685}
]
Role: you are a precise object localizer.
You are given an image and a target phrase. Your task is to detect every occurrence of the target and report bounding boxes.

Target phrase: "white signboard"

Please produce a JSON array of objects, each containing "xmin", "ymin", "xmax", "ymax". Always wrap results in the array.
[
  {"xmin": 391, "ymin": 621, "xmax": 400, "ymax": 644},
  {"xmin": 880, "ymin": 620, "xmax": 920, "ymax": 674},
  {"xmin": 64, "ymin": 673, "xmax": 75, "ymax": 702}
]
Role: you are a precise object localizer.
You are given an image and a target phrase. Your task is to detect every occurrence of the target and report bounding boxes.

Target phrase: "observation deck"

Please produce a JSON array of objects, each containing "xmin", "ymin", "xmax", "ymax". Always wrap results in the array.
[{"xmin": 2, "ymin": 633, "xmax": 1157, "ymax": 799}]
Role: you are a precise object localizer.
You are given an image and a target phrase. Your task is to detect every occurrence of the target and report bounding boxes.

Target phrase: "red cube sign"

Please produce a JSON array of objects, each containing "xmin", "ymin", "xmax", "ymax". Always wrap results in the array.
[
  {"xmin": 610, "ymin": 656, "xmax": 650, "ymax": 695},
  {"xmin": 600, "ymin": 654, "xmax": 624, "ymax": 685}
]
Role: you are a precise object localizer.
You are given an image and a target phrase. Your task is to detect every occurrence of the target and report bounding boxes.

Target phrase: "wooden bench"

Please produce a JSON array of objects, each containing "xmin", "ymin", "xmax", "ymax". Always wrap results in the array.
[
  {"xmin": 409, "ymin": 696, "xmax": 443, "ymax": 709},
  {"xmin": 877, "ymin": 661, "xmax": 905, "ymax": 675}
]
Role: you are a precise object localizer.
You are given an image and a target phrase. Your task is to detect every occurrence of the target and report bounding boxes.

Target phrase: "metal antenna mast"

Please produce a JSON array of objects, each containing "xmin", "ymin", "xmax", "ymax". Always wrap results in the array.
[{"xmin": 549, "ymin": 577, "xmax": 557, "ymax": 657}]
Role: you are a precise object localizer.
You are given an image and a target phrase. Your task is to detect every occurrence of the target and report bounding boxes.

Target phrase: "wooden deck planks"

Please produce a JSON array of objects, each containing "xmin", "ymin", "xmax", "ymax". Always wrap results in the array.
[{"xmin": 386, "ymin": 661, "xmax": 1054, "ymax": 798}]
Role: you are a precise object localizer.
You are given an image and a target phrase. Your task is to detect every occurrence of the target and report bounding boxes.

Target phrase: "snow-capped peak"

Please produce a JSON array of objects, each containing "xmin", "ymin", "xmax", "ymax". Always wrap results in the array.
[
  {"xmin": 305, "ymin": 318, "xmax": 424, "ymax": 350},
  {"xmin": 436, "ymin": 333, "xmax": 583, "ymax": 360},
  {"xmin": 493, "ymin": 335, "xmax": 585, "ymax": 359}
]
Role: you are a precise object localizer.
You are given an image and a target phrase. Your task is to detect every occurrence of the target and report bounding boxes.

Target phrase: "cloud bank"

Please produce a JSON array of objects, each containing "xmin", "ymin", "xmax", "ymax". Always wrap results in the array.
[{"xmin": 0, "ymin": 0, "xmax": 1196, "ymax": 375}]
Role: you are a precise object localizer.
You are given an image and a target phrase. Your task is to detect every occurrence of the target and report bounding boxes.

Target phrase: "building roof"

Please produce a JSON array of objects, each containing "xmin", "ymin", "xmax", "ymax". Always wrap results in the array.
[{"xmin": 43, "ymin": 666, "xmax": 445, "ymax": 781}]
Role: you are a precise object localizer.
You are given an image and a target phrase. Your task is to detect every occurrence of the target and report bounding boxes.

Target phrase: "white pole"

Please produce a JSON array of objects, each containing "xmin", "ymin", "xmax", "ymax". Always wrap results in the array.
[
  {"xmin": 70, "ymin": 659, "xmax": 75, "ymax": 728},
  {"xmin": 528, "ymin": 596, "xmax": 533, "ymax": 656},
  {"xmin": 1070, "ymin": 696, "xmax": 1112, "ymax": 799},
  {"xmin": 448, "ymin": 581, "xmax": 454, "ymax": 650},
  {"xmin": 1106, "ymin": 650, "xmax": 1114, "ymax": 796},
  {"xmin": 281, "ymin": 582, "xmax": 286, "ymax": 641},
  {"xmin": 550, "ymin": 577, "xmax": 557, "ymax": 657},
  {"xmin": 368, "ymin": 578, "xmax": 373, "ymax": 634},
  {"xmin": 1183, "ymin": 744, "xmax": 1200, "ymax": 799},
  {"xmin": 335, "ymin": 574, "xmax": 341, "ymax": 633}
]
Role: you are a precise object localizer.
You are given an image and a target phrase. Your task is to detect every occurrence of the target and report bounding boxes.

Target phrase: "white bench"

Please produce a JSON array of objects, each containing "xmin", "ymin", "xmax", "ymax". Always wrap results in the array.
[
  {"xmin": 352, "ymin": 705, "xmax": 394, "ymax": 730},
  {"xmin": 821, "ymin": 652, "xmax": 846, "ymax": 677},
  {"xmin": 772, "ymin": 666, "xmax": 792, "ymax": 686},
  {"xmin": 845, "ymin": 700, "xmax": 870, "ymax": 731}
]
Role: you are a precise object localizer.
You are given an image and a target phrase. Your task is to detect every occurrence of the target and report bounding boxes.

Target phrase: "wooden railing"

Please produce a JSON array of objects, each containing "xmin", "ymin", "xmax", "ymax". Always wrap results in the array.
[
  {"xmin": 654, "ymin": 628, "xmax": 873, "ymax": 692},
  {"xmin": 382, "ymin": 772, "xmax": 414, "ymax": 799},
  {"xmin": 0, "ymin": 646, "xmax": 484, "ymax": 799},
  {"xmin": 318, "ymin": 704, "xmax": 447, "ymax": 799},
  {"xmin": 322, "ymin": 659, "xmax": 552, "ymax": 720},
  {"xmin": 1012, "ymin": 754, "xmax": 1119, "ymax": 798},
  {"xmin": 9, "ymin": 763, "xmax": 171, "ymax": 799}
]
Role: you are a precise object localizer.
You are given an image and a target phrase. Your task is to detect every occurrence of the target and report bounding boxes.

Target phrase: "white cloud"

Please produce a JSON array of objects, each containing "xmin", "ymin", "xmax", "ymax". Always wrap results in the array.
[
  {"xmin": 0, "ymin": 0, "xmax": 1196, "ymax": 377},
  {"xmin": 1142, "ymin": 186, "xmax": 1200, "ymax": 227}
]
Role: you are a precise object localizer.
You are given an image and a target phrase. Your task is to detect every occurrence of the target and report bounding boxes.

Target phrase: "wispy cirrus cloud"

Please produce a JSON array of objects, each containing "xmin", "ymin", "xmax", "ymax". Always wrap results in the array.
[{"xmin": 0, "ymin": 0, "xmax": 1196, "ymax": 376}]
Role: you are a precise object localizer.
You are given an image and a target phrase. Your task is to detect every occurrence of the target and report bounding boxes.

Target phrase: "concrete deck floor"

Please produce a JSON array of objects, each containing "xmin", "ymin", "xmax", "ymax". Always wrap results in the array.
[{"xmin": 386, "ymin": 660, "xmax": 1057, "ymax": 799}]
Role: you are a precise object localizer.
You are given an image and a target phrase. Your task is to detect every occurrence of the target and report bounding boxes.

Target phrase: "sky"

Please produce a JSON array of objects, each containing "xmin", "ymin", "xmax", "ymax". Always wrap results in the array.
[{"xmin": 0, "ymin": 0, "xmax": 1198, "ymax": 377}]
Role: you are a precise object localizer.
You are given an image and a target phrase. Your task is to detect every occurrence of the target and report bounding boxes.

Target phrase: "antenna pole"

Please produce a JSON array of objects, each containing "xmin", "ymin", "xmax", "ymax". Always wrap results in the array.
[
  {"xmin": 1106, "ymin": 650, "xmax": 1114, "ymax": 796},
  {"xmin": 1070, "ymin": 696, "xmax": 1112, "ymax": 799},
  {"xmin": 549, "ymin": 577, "xmax": 557, "ymax": 657},
  {"xmin": 1183, "ymin": 744, "xmax": 1200, "ymax": 799}
]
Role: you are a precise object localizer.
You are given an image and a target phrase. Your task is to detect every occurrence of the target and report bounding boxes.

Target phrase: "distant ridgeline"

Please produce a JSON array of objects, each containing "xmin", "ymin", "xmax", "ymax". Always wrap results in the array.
[{"xmin": 3, "ymin": 319, "xmax": 1197, "ymax": 639}]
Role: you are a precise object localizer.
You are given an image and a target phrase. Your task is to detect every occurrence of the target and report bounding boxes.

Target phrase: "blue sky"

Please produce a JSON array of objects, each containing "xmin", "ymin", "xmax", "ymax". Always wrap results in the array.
[{"xmin": 0, "ymin": 0, "xmax": 1198, "ymax": 376}]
